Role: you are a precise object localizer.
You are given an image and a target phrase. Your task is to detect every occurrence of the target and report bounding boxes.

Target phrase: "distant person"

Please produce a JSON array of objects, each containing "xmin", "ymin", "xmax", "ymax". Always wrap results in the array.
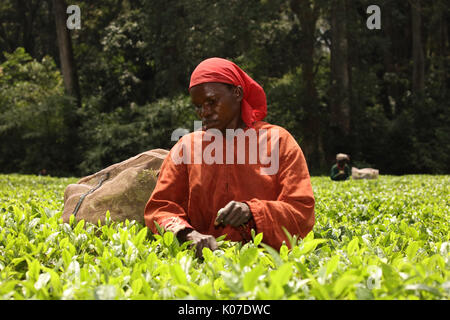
[{"xmin": 330, "ymin": 153, "xmax": 350, "ymax": 181}]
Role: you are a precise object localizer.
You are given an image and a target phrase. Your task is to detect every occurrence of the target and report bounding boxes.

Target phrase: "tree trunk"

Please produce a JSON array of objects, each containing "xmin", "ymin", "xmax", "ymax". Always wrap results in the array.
[
  {"xmin": 411, "ymin": 0, "xmax": 425, "ymax": 95},
  {"xmin": 330, "ymin": 0, "xmax": 350, "ymax": 136},
  {"xmin": 53, "ymin": 0, "xmax": 81, "ymax": 174},
  {"xmin": 52, "ymin": 0, "xmax": 81, "ymax": 107},
  {"xmin": 290, "ymin": 0, "xmax": 326, "ymax": 172}
]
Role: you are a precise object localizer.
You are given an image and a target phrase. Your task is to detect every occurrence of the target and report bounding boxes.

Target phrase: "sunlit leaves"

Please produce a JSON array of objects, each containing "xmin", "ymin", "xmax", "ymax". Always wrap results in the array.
[{"xmin": 0, "ymin": 174, "xmax": 448, "ymax": 299}]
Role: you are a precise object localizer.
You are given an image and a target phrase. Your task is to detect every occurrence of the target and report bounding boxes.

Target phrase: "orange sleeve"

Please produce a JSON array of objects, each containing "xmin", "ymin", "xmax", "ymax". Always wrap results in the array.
[
  {"xmin": 144, "ymin": 142, "xmax": 193, "ymax": 235},
  {"xmin": 245, "ymin": 131, "xmax": 315, "ymax": 250}
]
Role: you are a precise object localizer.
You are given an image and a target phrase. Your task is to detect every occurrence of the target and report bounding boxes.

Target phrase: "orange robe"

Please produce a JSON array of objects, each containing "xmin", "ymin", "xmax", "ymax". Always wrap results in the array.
[{"xmin": 144, "ymin": 121, "xmax": 315, "ymax": 250}]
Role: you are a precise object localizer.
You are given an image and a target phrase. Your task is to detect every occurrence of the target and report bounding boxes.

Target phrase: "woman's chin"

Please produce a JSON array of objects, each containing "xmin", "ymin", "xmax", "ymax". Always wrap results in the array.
[{"xmin": 202, "ymin": 121, "xmax": 220, "ymax": 131}]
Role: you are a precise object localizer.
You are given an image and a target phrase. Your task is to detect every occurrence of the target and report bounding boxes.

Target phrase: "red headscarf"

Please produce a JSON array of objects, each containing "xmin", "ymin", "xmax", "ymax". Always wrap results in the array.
[{"xmin": 189, "ymin": 57, "xmax": 267, "ymax": 128}]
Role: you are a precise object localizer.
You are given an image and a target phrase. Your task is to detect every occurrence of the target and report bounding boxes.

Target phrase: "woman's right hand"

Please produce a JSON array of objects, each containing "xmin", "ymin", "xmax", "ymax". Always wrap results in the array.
[{"xmin": 178, "ymin": 229, "xmax": 218, "ymax": 258}]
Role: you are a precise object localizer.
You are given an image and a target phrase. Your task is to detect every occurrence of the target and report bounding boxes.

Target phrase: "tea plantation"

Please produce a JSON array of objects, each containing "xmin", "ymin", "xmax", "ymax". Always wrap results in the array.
[{"xmin": 0, "ymin": 174, "xmax": 448, "ymax": 299}]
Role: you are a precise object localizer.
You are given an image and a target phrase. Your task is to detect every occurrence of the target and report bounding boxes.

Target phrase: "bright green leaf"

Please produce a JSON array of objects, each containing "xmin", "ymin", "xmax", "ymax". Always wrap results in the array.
[
  {"xmin": 163, "ymin": 231, "xmax": 174, "ymax": 247},
  {"xmin": 326, "ymin": 255, "xmax": 340, "ymax": 276},
  {"xmin": 253, "ymin": 233, "xmax": 263, "ymax": 246},
  {"xmin": 239, "ymin": 247, "xmax": 258, "ymax": 268},
  {"xmin": 347, "ymin": 238, "xmax": 359, "ymax": 256}
]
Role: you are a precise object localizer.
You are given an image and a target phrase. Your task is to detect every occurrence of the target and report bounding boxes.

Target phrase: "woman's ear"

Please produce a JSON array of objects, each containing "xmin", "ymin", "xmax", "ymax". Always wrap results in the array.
[{"xmin": 233, "ymin": 85, "xmax": 243, "ymax": 102}]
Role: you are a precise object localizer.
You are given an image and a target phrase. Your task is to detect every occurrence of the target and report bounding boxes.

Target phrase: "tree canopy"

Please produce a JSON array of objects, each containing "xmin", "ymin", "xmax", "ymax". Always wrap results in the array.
[{"xmin": 0, "ymin": 0, "xmax": 448, "ymax": 176}]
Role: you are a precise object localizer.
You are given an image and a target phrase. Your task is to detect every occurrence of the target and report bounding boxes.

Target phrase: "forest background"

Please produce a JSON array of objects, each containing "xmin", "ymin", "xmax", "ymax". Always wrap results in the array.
[{"xmin": 0, "ymin": 0, "xmax": 448, "ymax": 177}]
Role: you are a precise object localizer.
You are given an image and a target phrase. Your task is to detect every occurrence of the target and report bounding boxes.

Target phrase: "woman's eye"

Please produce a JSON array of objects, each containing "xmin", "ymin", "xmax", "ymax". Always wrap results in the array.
[{"xmin": 193, "ymin": 99, "xmax": 216, "ymax": 111}]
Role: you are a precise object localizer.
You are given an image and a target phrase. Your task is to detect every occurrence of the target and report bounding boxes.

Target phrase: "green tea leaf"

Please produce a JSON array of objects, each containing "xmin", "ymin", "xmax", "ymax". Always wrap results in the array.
[
  {"xmin": 280, "ymin": 244, "xmax": 289, "ymax": 261},
  {"xmin": 170, "ymin": 264, "xmax": 188, "ymax": 286},
  {"xmin": 260, "ymin": 243, "xmax": 283, "ymax": 267},
  {"xmin": 202, "ymin": 247, "xmax": 214, "ymax": 261},
  {"xmin": 333, "ymin": 274, "xmax": 361, "ymax": 297},
  {"xmin": 239, "ymin": 247, "xmax": 258, "ymax": 268},
  {"xmin": 299, "ymin": 239, "xmax": 328, "ymax": 255},
  {"xmin": 243, "ymin": 264, "xmax": 264, "ymax": 291},
  {"xmin": 326, "ymin": 255, "xmax": 340, "ymax": 276},
  {"xmin": 163, "ymin": 231, "xmax": 174, "ymax": 247},
  {"xmin": 153, "ymin": 221, "xmax": 165, "ymax": 235},
  {"xmin": 27, "ymin": 259, "xmax": 40, "ymax": 281},
  {"xmin": 405, "ymin": 241, "xmax": 420, "ymax": 260},
  {"xmin": 62, "ymin": 249, "xmax": 72, "ymax": 268},
  {"xmin": 347, "ymin": 237, "xmax": 359, "ymax": 256},
  {"xmin": 270, "ymin": 263, "xmax": 293, "ymax": 287},
  {"xmin": 253, "ymin": 232, "xmax": 263, "ymax": 246},
  {"xmin": 131, "ymin": 279, "xmax": 143, "ymax": 294},
  {"xmin": 134, "ymin": 227, "xmax": 147, "ymax": 246},
  {"xmin": 268, "ymin": 282, "xmax": 284, "ymax": 299}
]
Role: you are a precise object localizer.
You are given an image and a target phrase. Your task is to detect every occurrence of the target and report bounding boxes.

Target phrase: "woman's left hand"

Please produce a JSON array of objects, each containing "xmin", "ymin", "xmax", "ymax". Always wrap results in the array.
[{"xmin": 215, "ymin": 201, "xmax": 252, "ymax": 227}]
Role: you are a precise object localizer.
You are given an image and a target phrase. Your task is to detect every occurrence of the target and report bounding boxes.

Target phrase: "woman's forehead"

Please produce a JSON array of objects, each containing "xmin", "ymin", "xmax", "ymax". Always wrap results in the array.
[{"xmin": 190, "ymin": 82, "xmax": 231, "ymax": 100}]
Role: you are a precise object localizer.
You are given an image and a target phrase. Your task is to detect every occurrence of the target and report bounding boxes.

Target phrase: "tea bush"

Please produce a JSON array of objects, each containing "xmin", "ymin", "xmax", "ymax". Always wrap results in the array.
[{"xmin": 0, "ymin": 174, "xmax": 448, "ymax": 299}]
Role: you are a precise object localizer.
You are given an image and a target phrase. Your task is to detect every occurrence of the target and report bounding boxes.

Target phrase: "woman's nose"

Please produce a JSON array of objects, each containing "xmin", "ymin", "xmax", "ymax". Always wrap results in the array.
[{"xmin": 199, "ymin": 104, "xmax": 213, "ymax": 117}]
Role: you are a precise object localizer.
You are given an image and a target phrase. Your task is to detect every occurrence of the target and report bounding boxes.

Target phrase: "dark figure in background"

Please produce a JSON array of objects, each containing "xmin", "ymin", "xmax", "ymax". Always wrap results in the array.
[{"xmin": 330, "ymin": 153, "xmax": 350, "ymax": 181}]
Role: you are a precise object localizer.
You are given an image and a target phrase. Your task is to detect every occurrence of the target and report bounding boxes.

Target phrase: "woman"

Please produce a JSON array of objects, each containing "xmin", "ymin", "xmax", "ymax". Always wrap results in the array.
[{"xmin": 144, "ymin": 58, "xmax": 315, "ymax": 257}]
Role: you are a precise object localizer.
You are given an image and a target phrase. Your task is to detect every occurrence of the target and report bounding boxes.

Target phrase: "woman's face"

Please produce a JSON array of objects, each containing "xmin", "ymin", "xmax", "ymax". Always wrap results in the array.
[{"xmin": 190, "ymin": 82, "xmax": 244, "ymax": 133}]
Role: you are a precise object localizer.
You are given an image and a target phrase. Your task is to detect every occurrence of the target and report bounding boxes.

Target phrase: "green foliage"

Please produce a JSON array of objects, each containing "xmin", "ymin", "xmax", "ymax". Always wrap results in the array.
[
  {"xmin": 77, "ymin": 94, "xmax": 196, "ymax": 176},
  {"xmin": 0, "ymin": 174, "xmax": 448, "ymax": 299},
  {"xmin": 0, "ymin": 48, "xmax": 79, "ymax": 176},
  {"xmin": 0, "ymin": 0, "xmax": 449, "ymax": 175}
]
